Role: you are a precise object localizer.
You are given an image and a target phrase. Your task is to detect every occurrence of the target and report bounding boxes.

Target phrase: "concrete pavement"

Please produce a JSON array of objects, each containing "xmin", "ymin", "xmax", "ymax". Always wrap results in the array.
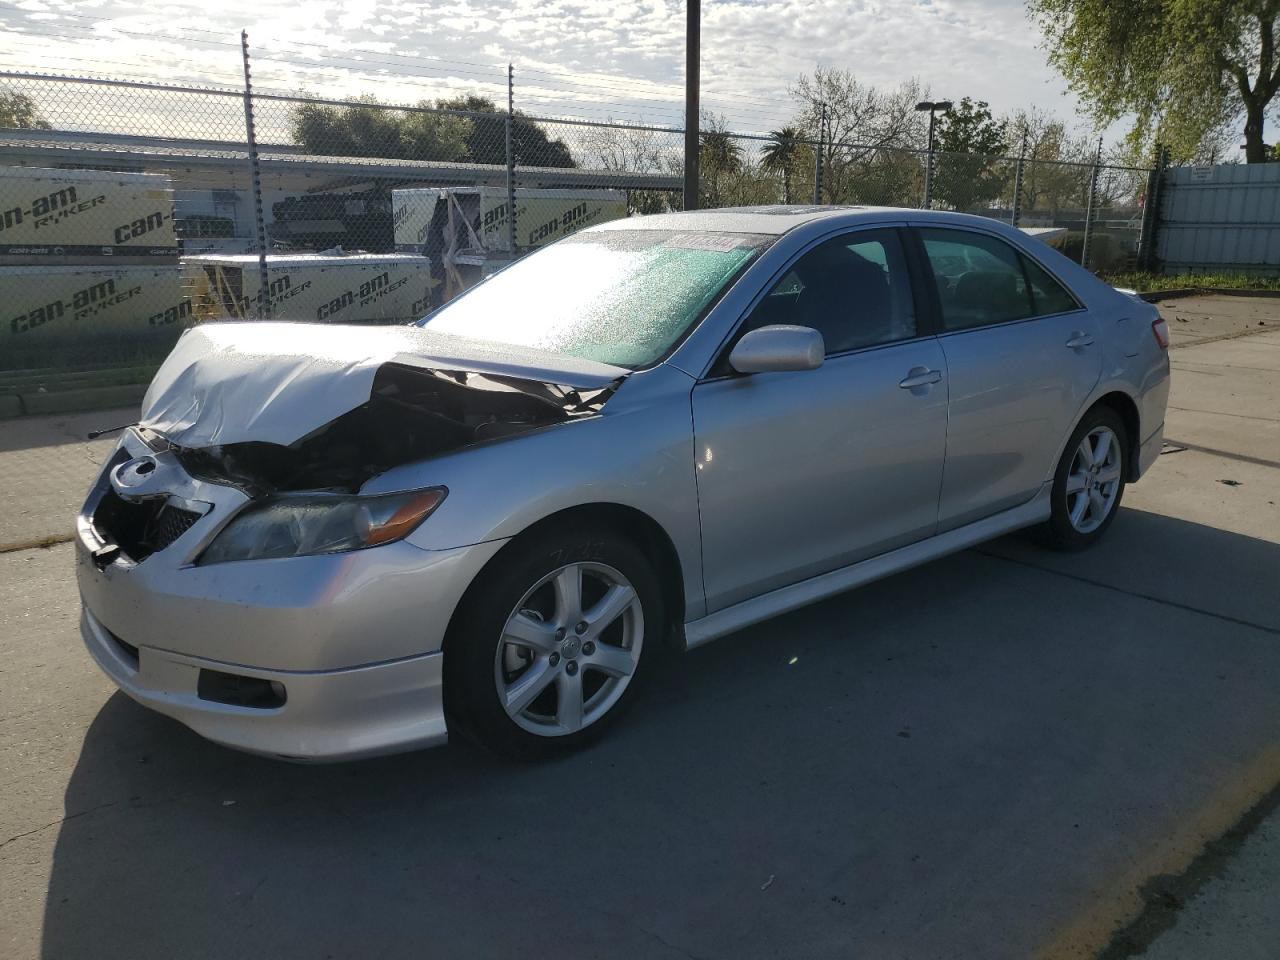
[{"xmin": 1, "ymin": 295, "xmax": 1278, "ymax": 960}]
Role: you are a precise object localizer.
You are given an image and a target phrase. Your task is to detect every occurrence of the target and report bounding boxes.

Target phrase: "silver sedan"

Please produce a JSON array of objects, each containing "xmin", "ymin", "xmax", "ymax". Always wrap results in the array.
[{"xmin": 75, "ymin": 206, "xmax": 1171, "ymax": 760}]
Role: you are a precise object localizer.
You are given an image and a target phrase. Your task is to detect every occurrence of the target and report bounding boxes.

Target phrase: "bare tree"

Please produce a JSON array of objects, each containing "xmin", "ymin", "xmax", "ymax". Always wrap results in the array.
[
  {"xmin": 579, "ymin": 121, "xmax": 683, "ymax": 214},
  {"xmin": 789, "ymin": 68, "xmax": 929, "ymax": 203}
]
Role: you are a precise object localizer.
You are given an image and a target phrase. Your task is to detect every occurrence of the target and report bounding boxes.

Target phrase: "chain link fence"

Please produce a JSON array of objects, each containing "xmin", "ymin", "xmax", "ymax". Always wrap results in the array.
[{"xmin": 0, "ymin": 69, "xmax": 1154, "ymax": 403}]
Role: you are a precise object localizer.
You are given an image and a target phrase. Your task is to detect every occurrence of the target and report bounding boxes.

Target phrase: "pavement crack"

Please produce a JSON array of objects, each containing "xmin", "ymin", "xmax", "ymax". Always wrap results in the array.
[
  {"xmin": 1160, "ymin": 438, "xmax": 1280, "ymax": 470},
  {"xmin": 601, "ymin": 908, "xmax": 708, "ymax": 960},
  {"xmin": 975, "ymin": 549, "xmax": 1280, "ymax": 637},
  {"xmin": 0, "ymin": 533, "xmax": 74, "ymax": 554},
  {"xmin": 1167, "ymin": 404, "xmax": 1280, "ymax": 424},
  {"xmin": 0, "ymin": 799, "xmax": 119, "ymax": 851}
]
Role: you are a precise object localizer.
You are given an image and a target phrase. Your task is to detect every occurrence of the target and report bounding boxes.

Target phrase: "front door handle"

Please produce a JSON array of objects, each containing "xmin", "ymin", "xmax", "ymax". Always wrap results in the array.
[
  {"xmin": 1066, "ymin": 332, "xmax": 1095, "ymax": 349},
  {"xmin": 899, "ymin": 367, "xmax": 943, "ymax": 389}
]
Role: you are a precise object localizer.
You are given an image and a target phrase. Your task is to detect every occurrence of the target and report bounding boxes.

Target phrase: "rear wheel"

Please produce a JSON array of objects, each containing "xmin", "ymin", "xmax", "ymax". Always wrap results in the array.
[
  {"xmin": 446, "ymin": 527, "xmax": 662, "ymax": 757},
  {"xmin": 1042, "ymin": 406, "xmax": 1128, "ymax": 551}
]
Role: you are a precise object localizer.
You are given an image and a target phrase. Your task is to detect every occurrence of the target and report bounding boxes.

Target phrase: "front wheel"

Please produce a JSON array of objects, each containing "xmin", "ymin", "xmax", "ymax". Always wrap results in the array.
[
  {"xmin": 1041, "ymin": 406, "xmax": 1128, "ymax": 551},
  {"xmin": 446, "ymin": 527, "xmax": 663, "ymax": 757}
]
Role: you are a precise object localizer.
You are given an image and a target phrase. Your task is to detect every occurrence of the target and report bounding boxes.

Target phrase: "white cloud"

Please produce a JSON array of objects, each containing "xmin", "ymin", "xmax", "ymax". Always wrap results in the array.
[{"xmin": 0, "ymin": 0, "xmax": 1091, "ymax": 133}]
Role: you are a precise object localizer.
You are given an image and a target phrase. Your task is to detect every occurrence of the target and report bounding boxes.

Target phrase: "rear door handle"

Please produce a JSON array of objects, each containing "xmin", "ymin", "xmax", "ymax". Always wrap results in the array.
[
  {"xmin": 1066, "ymin": 332, "xmax": 1095, "ymax": 349},
  {"xmin": 899, "ymin": 367, "xmax": 943, "ymax": 389}
]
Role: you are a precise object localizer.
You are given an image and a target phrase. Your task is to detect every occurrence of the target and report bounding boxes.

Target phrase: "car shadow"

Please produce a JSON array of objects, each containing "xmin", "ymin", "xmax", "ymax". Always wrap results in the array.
[{"xmin": 40, "ymin": 506, "xmax": 1280, "ymax": 960}]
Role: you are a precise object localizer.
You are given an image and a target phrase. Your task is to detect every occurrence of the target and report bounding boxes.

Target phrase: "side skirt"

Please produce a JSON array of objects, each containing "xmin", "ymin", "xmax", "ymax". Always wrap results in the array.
[{"xmin": 682, "ymin": 483, "xmax": 1052, "ymax": 650}]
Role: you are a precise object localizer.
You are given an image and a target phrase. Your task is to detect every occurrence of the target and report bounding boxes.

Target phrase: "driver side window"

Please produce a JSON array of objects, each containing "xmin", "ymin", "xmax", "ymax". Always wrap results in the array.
[{"xmin": 742, "ymin": 229, "xmax": 917, "ymax": 355}]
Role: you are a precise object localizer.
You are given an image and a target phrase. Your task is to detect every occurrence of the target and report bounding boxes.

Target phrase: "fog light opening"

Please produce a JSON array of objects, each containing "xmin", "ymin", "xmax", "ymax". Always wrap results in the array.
[{"xmin": 196, "ymin": 669, "xmax": 287, "ymax": 709}]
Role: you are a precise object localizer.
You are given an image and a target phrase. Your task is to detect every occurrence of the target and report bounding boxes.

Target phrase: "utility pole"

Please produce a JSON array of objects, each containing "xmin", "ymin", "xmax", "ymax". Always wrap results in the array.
[{"xmin": 683, "ymin": 0, "xmax": 700, "ymax": 210}]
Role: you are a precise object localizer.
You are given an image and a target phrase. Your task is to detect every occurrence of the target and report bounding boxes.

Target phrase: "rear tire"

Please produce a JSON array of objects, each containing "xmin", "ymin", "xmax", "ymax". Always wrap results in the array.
[
  {"xmin": 1041, "ymin": 405, "xmax": 1128, "ymax": 551},
  {"xmin": 445, "ymin": 526, "xmax": 663, "ymax": 758}
]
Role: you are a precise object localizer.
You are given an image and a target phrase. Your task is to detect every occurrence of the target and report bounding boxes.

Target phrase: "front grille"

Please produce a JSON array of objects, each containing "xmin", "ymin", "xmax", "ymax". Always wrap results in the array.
[
  {"xmin": 152, "ymin": 503, "xmax": 200, "ymax": 551},
  {"xmin": 92, "ymin": 490, "xmax": 203, "ymax": 562}
]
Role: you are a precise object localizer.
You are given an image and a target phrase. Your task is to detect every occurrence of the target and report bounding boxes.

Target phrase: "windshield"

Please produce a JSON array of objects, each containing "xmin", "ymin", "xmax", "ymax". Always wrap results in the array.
[{"xmin": 418, "ymin": 228, "xmax": 771, "ymax": 368}]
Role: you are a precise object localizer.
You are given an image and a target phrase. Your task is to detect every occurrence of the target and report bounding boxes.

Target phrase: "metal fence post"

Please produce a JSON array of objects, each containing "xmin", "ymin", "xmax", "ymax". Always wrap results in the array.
[
  {"xmin": 1136, "ymin": 144, "xmax": 1168, "ymax": 271},
  {"xmin": 813, "ymin": 103, "xmax": 825, "ymax": 204},
  {"xmin": 1080, "ymin": 136, "xmax": 1103, "ymax": 269},
  {"xmin": 1010, "ymin": 131, "xmax": 1027, "ymax": 227},
  {"xmin": 240, "ymin": 30, "xmax": 270, "ymax": 318},
  {"xmin": 926, "ymin": 147, "xmax": 936, "ymax": 209},
  {"xmin": 505, "ymin": 63, "xmax": 517, "ymax": 256}
]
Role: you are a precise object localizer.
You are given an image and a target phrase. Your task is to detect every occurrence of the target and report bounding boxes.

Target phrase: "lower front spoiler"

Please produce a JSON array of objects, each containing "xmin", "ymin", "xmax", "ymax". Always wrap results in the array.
[{"xmin": 81, "ymin": 605, "xmax": 448, "ymax": 762}]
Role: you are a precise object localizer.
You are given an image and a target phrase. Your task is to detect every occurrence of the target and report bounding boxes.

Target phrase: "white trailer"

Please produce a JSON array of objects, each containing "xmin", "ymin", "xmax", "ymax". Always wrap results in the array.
[
  {"xmin": 392, "ymin": 186, "xmax": 627, "ymax": 300},
  {"xmin": 2, "ymin": 263, "xmax": 189, "ymax": 350},
  {"xmin": 184, "ymin": 253, "xmax": 435, "ymax": 325},
  {"xmin": 0, "ymin": 167, "xmax": 177, "ymax": 262}
]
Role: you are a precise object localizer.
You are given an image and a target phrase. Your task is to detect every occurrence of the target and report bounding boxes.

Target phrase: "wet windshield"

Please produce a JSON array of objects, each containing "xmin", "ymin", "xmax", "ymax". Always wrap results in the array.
[{"xmin": 418, "ymin": 228, "xmax": 771, "ymax": 368}]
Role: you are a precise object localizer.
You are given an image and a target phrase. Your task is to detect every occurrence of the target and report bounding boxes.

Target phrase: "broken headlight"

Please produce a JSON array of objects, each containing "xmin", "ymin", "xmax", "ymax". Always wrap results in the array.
[{"xmin": 199, "ymin": 488, "xmax": 447, "ymax": 564}]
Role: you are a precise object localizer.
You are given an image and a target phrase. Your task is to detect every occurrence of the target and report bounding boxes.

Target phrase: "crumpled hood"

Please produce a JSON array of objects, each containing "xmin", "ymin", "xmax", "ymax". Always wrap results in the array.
[{"xmin": 140, "ymin": 322, "xmax": 628, "ymax": 448}]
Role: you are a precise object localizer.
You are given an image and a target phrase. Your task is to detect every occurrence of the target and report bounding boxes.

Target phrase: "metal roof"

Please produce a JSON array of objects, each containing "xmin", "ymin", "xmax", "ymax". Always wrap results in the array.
[{"xmin": 0, "ymin": 130, "xmax": 682, "ymax": 192}]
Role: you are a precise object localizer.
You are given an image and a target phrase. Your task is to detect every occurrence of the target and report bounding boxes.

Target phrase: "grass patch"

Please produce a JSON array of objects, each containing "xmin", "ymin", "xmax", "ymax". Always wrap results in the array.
[{"xmin": 1103, "ymin": 271, "xmax": 1280, "ymax": 293}]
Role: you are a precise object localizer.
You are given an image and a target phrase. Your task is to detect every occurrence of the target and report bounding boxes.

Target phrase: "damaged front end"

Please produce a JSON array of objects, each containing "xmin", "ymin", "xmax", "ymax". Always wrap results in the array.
[
  {"xmin": 170, "ymin": 362, "xmax": 618, "ymax": 496},
  {"xmin": 83, "ymin": 322, "xmax": 627, "ymax": 568},
  {"xmin": 134, "ymin": 322, "xmax": 627, "ymax": 498}
]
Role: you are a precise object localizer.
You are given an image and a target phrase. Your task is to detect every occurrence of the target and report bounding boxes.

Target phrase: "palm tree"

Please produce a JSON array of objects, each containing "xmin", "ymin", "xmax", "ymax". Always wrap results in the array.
[
  {"xmin": 762, "ymin": 127, "xmax": 802, "ymax": 203},
  {"xmin": 698, "ymin": 130, "xmax": 743, "ymax": 207},
  {"xmin": 699, "ymin": 130, "xmax": 743, "ymax": 174}
]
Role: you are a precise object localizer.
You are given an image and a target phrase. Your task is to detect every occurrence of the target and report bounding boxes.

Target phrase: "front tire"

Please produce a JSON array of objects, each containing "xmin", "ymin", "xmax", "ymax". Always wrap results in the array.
[
  {"xmin": 1041, "ymin": 405, "xmax": 1128, "ymax": 551},
  {"xmin": 446, "ymin": 526, "xmax": 663, "ymax": 758}
]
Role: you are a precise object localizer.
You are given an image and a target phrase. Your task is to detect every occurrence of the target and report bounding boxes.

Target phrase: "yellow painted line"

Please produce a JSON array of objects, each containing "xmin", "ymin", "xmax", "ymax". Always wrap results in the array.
[{"xmin": 1033, "ymin": 744, "xmax": 1280, "ymax": 960}]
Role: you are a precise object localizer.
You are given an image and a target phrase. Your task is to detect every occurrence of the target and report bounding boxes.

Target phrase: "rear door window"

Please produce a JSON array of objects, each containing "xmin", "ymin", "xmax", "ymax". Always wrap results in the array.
[
  {"xmin": 1020, "ymin": 254, "xmax": 1080, "ymax": 316},
  {"xmin": 918, "ymin": 229, "xmax": 1035, "ymax": 331}
]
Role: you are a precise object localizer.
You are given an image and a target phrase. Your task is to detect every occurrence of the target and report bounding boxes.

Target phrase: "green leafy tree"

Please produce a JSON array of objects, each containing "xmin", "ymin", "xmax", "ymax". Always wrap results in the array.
[
  {"xmin": 932, "ymin": 98, "xmax": 1010, "ymax": 211},
  {"xmin": 291, "ymin": 95, "xmax": 469, "ymax": 161},
  {"xmin": 761, "ymin": 127, "xmax": 805, "ymax": 202},
  {"xmin": 698, "ymin": 115, "xmax": 744, "ymax": 207},
  {"xmin": 1028, "ymin": 0, "xmax": 1280, "ymax": 162},
  {"xmin": 0, "ymin": 91, "xmax": 51, "ymax": 129},
  {"xmin": 434, "ymin": 95, "xmax": 576, "ymax": 168}
]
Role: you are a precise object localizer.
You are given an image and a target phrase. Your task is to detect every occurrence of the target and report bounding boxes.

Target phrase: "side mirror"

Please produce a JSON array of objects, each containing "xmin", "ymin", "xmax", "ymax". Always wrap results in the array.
[{"xmin": 728, "ymin": 324, "xmax": 825, "ymax": 374}]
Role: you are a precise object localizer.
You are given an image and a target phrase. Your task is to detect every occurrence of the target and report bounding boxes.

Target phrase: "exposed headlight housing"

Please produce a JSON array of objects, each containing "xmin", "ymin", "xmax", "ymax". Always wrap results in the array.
[{"xmin": 199, "ymin": 487, "xmax": 447, "ymax": 564}]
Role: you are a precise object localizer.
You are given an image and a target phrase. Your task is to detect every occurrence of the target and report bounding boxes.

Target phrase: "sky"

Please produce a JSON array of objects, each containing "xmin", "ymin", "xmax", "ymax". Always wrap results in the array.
[{"xmin": 0, "ymin": 0, "xmax": 1093, "ymax": 135}]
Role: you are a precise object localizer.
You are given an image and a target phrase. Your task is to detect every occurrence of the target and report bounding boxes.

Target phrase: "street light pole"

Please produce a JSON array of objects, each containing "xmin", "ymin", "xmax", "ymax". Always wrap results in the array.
[
  {"xmin": 916, "ymin": 99, "xmax": 952, "ymax": 210},
  {"xmin": 684, "ymin": 0, "xmax": 700, "ymax": 211}
]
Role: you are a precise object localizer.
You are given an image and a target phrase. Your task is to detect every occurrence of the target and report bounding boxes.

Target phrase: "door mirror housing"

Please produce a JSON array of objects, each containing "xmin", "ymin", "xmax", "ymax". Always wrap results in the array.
[{"xmin": 728, "ymin": 324, "xmax": 825, "ymax": 374}]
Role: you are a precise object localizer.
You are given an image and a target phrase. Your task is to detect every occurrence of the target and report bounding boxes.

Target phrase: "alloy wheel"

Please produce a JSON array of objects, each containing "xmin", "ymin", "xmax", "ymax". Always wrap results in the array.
[
  {"xmin": 1065, "ymin": 426, "xmax": 1122, "ymax": 534},
  {"xmin": 494, "ymin": 561, "xmax": 644, "ymax": 736}
]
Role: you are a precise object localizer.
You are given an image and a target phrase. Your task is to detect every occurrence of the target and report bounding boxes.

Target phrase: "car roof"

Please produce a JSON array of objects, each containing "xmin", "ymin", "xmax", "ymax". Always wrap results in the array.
[{"xmin": 587, "ymin": 205, "xmax": 1018, "ymax": 237}]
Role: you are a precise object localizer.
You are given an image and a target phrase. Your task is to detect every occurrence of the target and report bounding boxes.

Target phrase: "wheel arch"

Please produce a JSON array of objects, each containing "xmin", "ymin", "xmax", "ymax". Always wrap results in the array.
[
  {"xmin": 1091, "ymin": 390, "xmax": 1142, "ymax": 480},
  {"xmin": 444, "ymin": 502, "xmax": 688, "ymax": 663},
  {"xmin": 1049, "ymin": 387, "xmax": 1142, "ymax": 485}
]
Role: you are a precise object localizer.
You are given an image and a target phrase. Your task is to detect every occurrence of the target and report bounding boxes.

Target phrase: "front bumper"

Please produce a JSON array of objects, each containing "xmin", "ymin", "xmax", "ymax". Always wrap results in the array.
[
  {"xmin": 75, "ymin": 428, "xmax": 508, "ymax": 760},
  {"xmin": 81, "ymin": 605, "xmax": 449, "ymax": 761}
]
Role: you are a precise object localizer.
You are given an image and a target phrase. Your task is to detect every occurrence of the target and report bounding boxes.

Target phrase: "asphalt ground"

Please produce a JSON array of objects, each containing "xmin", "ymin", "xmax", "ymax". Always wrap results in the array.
[{"xmin": 1, "ymin": 294, "xmax": 1277, "ymax": 959}]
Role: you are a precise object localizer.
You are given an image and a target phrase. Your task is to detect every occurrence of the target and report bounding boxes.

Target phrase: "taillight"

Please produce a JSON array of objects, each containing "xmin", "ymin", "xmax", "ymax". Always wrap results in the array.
[{"xmin": 1151, "ymin": 317, "xmax": 1170, "ymax": 350}]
